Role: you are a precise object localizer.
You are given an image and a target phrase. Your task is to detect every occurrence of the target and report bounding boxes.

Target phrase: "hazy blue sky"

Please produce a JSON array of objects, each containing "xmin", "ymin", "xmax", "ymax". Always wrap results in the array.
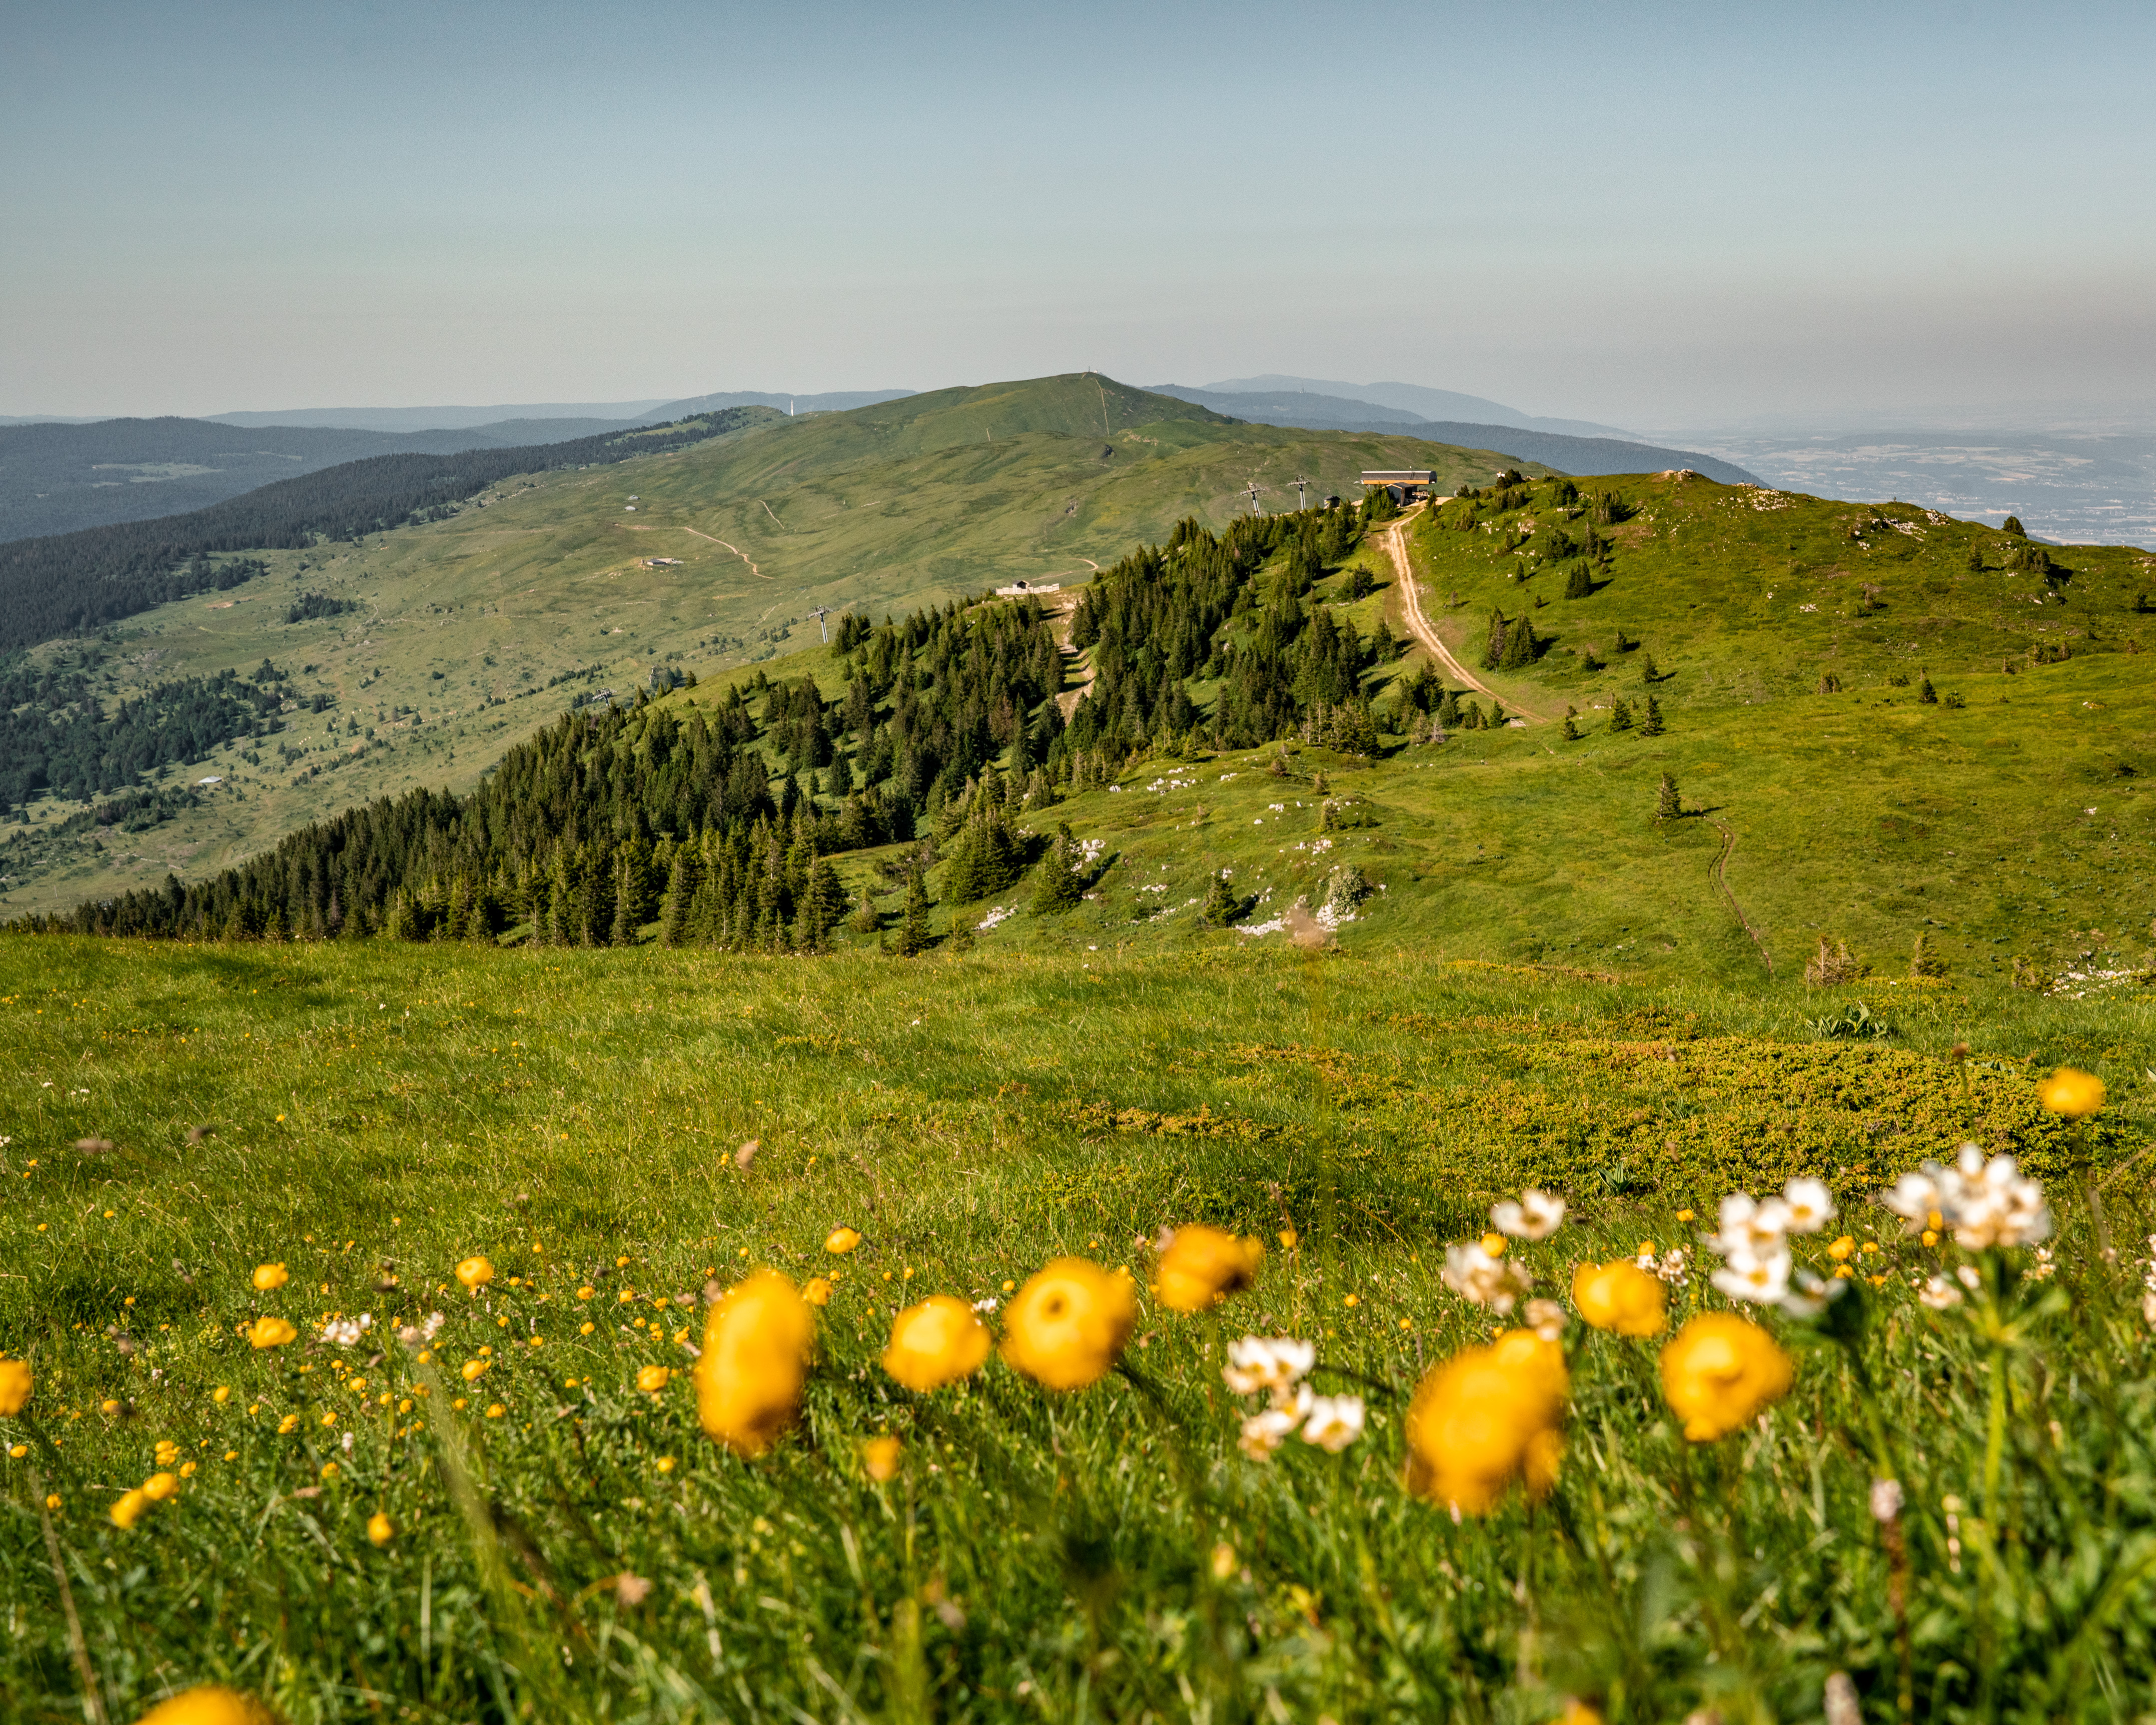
[{"xmin": 5, "ymin": 0, "xmax": 2152, "ymax": 427}]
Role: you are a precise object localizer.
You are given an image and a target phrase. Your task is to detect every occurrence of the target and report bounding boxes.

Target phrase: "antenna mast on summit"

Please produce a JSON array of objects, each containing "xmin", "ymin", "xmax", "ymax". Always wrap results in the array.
[
  {"xmin": 1245, "ymin": 480, "xmax": 1262, "ymax": 516},
  {"xmin": 1292, "ymin": 475, "xmax": 1309, "ymax": 511},
  {"xmin": 812, "ymin": 605, "xmax": 829, "ymax": 642}
]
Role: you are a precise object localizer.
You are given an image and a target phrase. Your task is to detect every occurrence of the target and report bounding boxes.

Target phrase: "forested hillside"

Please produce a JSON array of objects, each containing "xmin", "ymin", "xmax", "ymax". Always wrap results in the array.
[
  {"xmin": 19, "ymin": 493, "xmax": 1425, "ymax": 942},
  {"xmin": 0, "ymin": 415, "xmax": 554, "ymax": 544},
  {"xmin": 0, "ymin": 407, "xmax": 777, "ymax": 652}
]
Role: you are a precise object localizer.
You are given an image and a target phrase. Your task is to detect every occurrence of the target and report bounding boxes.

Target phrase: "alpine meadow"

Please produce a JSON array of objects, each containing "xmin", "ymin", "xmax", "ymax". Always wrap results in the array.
[{"xmin": 4, "ymin": 378, "xmax": 2156, "ymax": 1725}]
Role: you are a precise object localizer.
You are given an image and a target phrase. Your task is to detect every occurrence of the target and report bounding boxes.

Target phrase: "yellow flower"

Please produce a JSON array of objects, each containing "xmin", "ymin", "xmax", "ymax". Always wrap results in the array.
[
  {"xmin": 1827, "ymin": 1236, "xmax": 1856, "ymax": 1262},
  {"xmin": 1660, "ymin": 1313, "xmax": 1793, "ymax": 1442},
  {"xmin": 8, "ymin": 1444, "xmax": 25, "ymax": 1459},
  {"xmin": 180, "ymin": 1461, "xmax": 196, "ymax": 1477},
  {"xmin": 882, "ymin": 1296, "xmax": 991, "ymax": 1391},
  {"xmin": 1278, "ymin": 1227, "xmax": 1299, "ymax": 1250},
  {"xmin": 1481, "ymin": 1232, "xmax": 1507, "ymax": 1257},
  {"xmin": 2038, "ymin": 1068, "xmax": 2105, "ymax": 1118},
  {"xmin": 1559, "ymin": 1700, "xmax": 1605, "ymax": 1725},
  {"xmin": 862, "ymin": 1434, "xmax": 903, "ymax": 1481},
  {"xmin": 132, "ymin": 1684, "xmax": 283, "ymax": 1724},
  {"xmin": 825, "ymin": 1227, "xmax": 862, "ymax": 1255},
  {"xmin": 251, "ymin": 1263, "xmax": 289, "ymax": 1292},
  {"xmin": 694, "ymin": 1270, "xmax": 814, "ymax": 1456},
  {"xmin": 1154, "ymin": 1226, "xmax": 1265, "ymax": 1314},
  {"xmin": 459, "ymin": 1359, "xmax": 489, "ymax": 1383},
  {"xmin": 276, "ymin": 1414, "xmax": 299, "ymax": 1435},
  {"xmin": 155, "ymin": 1440, "xmax": 181, "ymax": 1466},
  {"xmin": 248, "ymin": 1317, "xmax": 297, "ymax": 1350},
  {"xmin": 1570, "ymin": 1261, "xmax": 1667, "ymax": 1337},
  {"xmin": 637, "ymin": 1365, "xmax": 672, "ymax": 1394},
  {"xmin": 110, "ymin": 1488, "xmax": 151, "ymax": 1529},
  {"xmin": 212, "ymin": 1385, "xmax": 232, "ymax": 1405},
  {"xmin": 101, "ymin": 1399, "xmax": 120, "ymax": 1415},
  {"xmin": 45, "ymin": 1493, "xmax": 61, "ymax": 1511},
  {"xmin": 485, "ymin": 1404, "xmax": 505, "ymax": 1419},
  {"xmin": 1210, "ymin": 1541, "xmax": 1238, "ymax": 1580},
  {"xmin": 0, "ymin": 1357, "xmax": 32, "ymax": 1416},
  {"xmin": 1000, "ymin": 1258, "xmax": 1137, "ymax": 1391},
  {"xmin": 456, "ymin": 1256, "xmax": 495, "ymax": 1291},
  {"xmin": 803, "ymin": 1276, "xmax": 833, "ymax": 1307},
  {"xmin": 143, "ymin": 1471, "xmax": 180, "ymax": 1501},
  {"xmin": 1674, "ymin": 1208, "xmax": 1696, "ymax": 1223},
  {"xmin": 367, "ymin": 1512, "xmax": 396, "ymax": 1545},
  {"xmin": 319, "ymin": 1462, "xmax": 338, "ymax": 1481},
  {"xmin": 1404, "ymin": 1329, "xmax": 1568, "ymax": 1513},
  {"xmin": 579, "ymin": 1321, "xmax": 595, "ymax": 1335}
]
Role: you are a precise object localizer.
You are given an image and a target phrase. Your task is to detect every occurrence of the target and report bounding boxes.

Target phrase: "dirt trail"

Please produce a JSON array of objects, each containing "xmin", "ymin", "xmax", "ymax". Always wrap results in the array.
[
  {"xmin": 621, "ymin": 522, "xmax": 770, "ymax": 579},
  {"xmin": 1047, "ymin": 593, "xmax": 1095, "ymax": 719},
  {"xmin": 1708, "ymin": 817, "xmax": 1775, "ymax": 974},
  {"xmin": 1380, "ymin": 505, "xmax": 1545, "ymax": 723}
]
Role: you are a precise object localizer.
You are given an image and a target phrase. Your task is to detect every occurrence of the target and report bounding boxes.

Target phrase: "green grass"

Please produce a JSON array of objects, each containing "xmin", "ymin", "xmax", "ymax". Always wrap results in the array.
[
  {"xmin": 2, "ymin": 938, "xmax": 2153, "ymax": 1721},
  {"xmin": 0, "ymin": 377, "xmax": 1542, "ymax": 918}
]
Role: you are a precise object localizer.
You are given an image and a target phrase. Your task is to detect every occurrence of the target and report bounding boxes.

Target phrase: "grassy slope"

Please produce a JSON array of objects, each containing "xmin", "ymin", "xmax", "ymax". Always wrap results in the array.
[
  {"xmin": 0, "ymin": 940, "xmax": 2148, "ymax": 1719},
  {"xmin": 608, "ymin": 469, "xmax": 2153, "ymax": 991},
  {"xmin": 0, "ymin": 376, "xmax": 1537, "ymax": 916}
]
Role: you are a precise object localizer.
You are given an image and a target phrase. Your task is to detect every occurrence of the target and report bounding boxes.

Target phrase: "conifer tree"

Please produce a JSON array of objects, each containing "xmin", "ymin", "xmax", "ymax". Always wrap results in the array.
[
  {"xmin": 1609, "ymin": 696, "xmax": 1633, "ymax": 731},
  {"xmin": 1565, "ymin": 562, "xmax": 1593, "ymax": 599},
  {"xmin": 895, "ymin": 867, "xmax": 932, "ymax": 956},
  {"xmin": 1639, "ymin": 651, "xmax": 1659, "ymax": 685},
  {"xmin": 1436, "ymin": 688, "xmax": 1460, "ymax": 727},
  {"xmin": 1200, "ymin": 871, "xmax": 1243, "ymax": 927},
  {"xmin": 1917, "ymin": 675, "xmax": 1937, "ymax": 704},
  {"xmin": 1639, "ymin": 694, "xmax": 1664, "ymax": 736},
  {"xmin": 1561, "ymin": 706, "xmax": 1580, "ymax": 740},
  {"xmin": 1656, "ymin": 772, "xmax": 1681, "ymax": 819},
  {"xmin": 660, "ymin": 852, "xmax": 693, "ymax": 947},
  {"xmin": 1029, "ymin": 823, "xmax": 1085, "ymax": 915},
  {"xmin": 847, "ymin": 885, "xmax": 880, "ymax": 935},
  {"xmin": 1499, "ymin": 615, "xmax": 1537, "ymax": 670},
  {"xmin": 1482, "ymin": 608, "xmax": 1508, "ymax": 670}
]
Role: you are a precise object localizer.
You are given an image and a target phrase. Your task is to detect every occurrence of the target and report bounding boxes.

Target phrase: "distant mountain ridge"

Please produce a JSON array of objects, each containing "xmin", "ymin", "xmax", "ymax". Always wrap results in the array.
[
  {"xmin": 1192, "ymin": 375, "xmax": 1636, "ymax": 440},
  {"xmin": 1153, "ymin": 386, "xmax": 1761, "ymax": 487}
]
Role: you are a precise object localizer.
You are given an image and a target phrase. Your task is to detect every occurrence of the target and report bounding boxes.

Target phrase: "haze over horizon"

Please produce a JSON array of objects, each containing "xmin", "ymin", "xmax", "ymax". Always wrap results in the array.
[{"xmin": 5, "ymin": 0, "xmax": 2153, "ymax": 431}]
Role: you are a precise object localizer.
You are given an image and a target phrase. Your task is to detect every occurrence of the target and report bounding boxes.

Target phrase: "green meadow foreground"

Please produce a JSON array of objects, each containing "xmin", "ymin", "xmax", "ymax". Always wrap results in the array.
[{"xmin": 2, "ymin": 939, "xmax": 2153, "ymax": 1723}]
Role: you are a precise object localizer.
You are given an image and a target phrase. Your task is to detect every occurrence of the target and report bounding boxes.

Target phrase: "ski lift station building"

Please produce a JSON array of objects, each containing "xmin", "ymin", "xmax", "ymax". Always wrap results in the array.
[{"xmin": 1360, "ymin": 469, "xmax": 1438, "ymax": 504}]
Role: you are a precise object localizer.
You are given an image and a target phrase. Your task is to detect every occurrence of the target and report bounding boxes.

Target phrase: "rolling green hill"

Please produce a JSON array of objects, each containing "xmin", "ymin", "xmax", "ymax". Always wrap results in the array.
[
  {"xmin": 20, "ymin": 463, "xmax": 2155, "ymax": 995},
  {"xmin": 0, "ymin": 376, "xmax": 1544, "ymax": 915}
]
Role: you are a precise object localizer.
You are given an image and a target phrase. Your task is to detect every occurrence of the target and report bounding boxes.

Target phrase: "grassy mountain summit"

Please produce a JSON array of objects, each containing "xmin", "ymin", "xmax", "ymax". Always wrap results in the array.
[{"xmin": 0, "ymin": 377, "xmax": 1538, "ymax": 914}]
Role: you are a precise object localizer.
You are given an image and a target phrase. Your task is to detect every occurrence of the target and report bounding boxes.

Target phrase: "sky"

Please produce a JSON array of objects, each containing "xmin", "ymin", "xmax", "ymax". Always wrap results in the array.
[{"xmin": 5, "ymin": 0, "xmax": 2153, "ymax": 430}]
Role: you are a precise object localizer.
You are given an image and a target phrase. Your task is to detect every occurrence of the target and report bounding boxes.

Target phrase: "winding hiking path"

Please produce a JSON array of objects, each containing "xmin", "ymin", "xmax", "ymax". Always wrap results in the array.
[
  {"xmin": 1379, "ymin": 504, "xmax": 1546, "ymax": 723},
  {"xmin": 1048, "ymin": 593, "xmax": 1095, "ymax": 719},
  {"xmin": 621, "ymin": 521, "xmax": 771, "ymax": 579},
  {"xmin": 1708, "ymin": 817, "xmax": 1775, "ymax": 974}
]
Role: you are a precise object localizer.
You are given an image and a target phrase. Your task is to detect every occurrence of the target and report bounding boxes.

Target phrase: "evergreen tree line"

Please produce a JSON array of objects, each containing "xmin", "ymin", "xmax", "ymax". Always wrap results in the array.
[
  {"xmin": 0, "ymin": 655, "xmax": 302, "ymax": 807},
  {"xmin": 16, "ymin": 588, "xmax": 1076, "ymax": 945},
  {"xmin": 0, "ymin": 409, "xmax": 770, "ymax": 653},
  {"xmin": 1063, "ymin": 502, "xmax": 1403, "ymax": 756}
]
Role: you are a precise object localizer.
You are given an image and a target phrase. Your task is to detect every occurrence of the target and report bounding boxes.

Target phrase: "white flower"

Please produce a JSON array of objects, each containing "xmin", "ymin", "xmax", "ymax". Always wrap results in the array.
[
  {"xmin": 1869, "ymin": 1478, "xmax": 1903, "ymax": 1522},
  {"xmin": 1780, "ymin": 1178, "xmax": 1836, "ymax": 1235},
  {"xmin": 1710, "ymin": 1245, "xmax": 1792, "ymax": 1305},
  {"xmin": 1877, "ymin": 1149, "xmax": 2048, "ymax": 1249},
  {"xmin": 1955, "ymin": 1264, "xmax": 1982, "ymax": 1291},
  {"xmin": 1918, "ymin": 1275, "xmax": 1964, "ymax": 1311},
  {"xmin": 1238, "ymin": 1384, "xmax": 1312, "ymax": 1460},
  {"xmin": 1221, "ymin": 1336, "xmax": 1315, "ymax": 1398},
  {"xmin": 1300, "ymin": 1394, "xmax": 1366, "ymax": 1453},
  {"xmin": 1653, "ymin": 1248, "xmax": 1691, "ymax": 1286},
  {"xmin": 1523, "ymin": 1298, "xmax": 1569, "ymax": 1341},
  {"xmin": 323, "ymin": 1314, "xmax": 374, "ymax": 1346},
  {"xmin": 2025, "ymin": 1247, "xmax": 2056, "ymax": 1283},
  {"xmin": 971, "ymin": 1297, "xmax": 999, "ymax": 1313},
  {"xmin": 1706, "ymin": 1193, "xmax": 1792, "ymax": 1259},
  {"xmin": 1490, "ymin": 1189, "xmax": 1566, "ymax": 1241},
  {"xmin": 1777, "ymin": 1266, "xmax": 1846, "ymax": 1318},
  {"xmin": 1880, "ymin": 1168, "xmax": 1947, "ymax": 1232},
  {"xmin": 1442, "ymin": 1243, "xmax": 1533, "ymax": 1314},
  {"xmin": 2142, "ymin": 1289, "xmax": 2156, "ymax": 1328},
  {"xmin": 1945, "ymin": 1147, "xmax": 2051, "ymax": 1250}
]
